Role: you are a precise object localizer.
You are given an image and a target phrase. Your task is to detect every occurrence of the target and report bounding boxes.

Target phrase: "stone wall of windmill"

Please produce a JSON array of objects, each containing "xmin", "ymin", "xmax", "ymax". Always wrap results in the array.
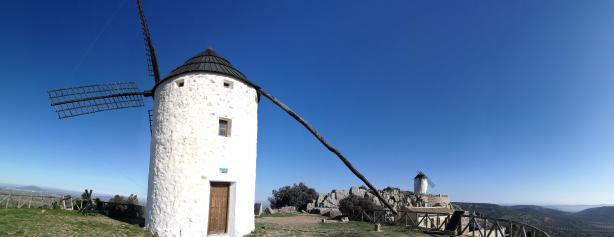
[{"xmin": 147, "ymin": 71, "xmax": 258, "ymax": 237}]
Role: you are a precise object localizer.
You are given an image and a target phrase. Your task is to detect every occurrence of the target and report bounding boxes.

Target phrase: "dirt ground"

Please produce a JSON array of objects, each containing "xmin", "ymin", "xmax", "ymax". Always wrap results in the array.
[
  {"xmin": 256, "ymin": 214, "xmax": 323, "ymax": 224},
  {"xmin": 249, "ymin": 214, "xmax": 442, "ymax": 237}
]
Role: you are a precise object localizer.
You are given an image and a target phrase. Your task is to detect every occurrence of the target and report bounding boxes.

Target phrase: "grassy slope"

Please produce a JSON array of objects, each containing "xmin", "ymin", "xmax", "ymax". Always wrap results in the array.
[
  {"xmin": 0, "ymin": 209, "xmax": 153, "ymax": 237},
  {"xmin": 0, "ymin": 209, "xmax": 438, "ymax": 237}
]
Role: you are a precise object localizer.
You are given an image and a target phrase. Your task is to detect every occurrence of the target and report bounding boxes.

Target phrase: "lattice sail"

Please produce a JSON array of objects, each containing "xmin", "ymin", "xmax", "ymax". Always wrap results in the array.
[
  {"xmin": 48, "ymin": 82, "xmax": 144, "ymax": 119},
  {"xmin": 137, "ymin": 0, "xmax": 161, "ymax": 83}
]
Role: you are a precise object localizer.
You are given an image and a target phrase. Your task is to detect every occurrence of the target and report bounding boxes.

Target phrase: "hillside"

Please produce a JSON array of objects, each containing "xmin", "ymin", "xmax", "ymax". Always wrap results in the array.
[
  {"xmin": 16, "ymin": 185, "xmax": 44, "ymax": 192},
  {"xmin": 545, "ymin": 204, "xmax": 609, "ymax": 213},
  {"xmin": 453, "ymin": 202, "xmax": 590, "ymax": 235},
  {"xmin": 574, "ymin": 206, "xmax": 614, "ymax": 224},
  {"xmin": 0, "ymin": 209, "xmax": 152, "ymax": 237}
]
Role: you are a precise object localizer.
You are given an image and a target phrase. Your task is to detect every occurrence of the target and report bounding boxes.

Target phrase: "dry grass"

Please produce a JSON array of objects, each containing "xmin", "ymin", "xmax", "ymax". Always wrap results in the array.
[{"xmin": 0, "ymin": 208, "xmax": 154, "ymax": 237}]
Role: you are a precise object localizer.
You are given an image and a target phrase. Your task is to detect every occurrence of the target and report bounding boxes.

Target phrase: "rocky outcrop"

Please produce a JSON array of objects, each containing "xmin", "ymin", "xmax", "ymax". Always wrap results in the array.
[
  {"xmin": 279, "ymin": 206, "xmax": 297, "ymax": 213},
  {"xmin": 306, "ymin": 186, "xmax": 450, "ymax": 217}
]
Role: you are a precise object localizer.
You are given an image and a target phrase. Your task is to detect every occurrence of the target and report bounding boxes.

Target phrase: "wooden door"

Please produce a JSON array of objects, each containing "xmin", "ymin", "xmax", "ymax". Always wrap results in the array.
[{"xmin": 208, "ymin": 182, "xmax": 230, "ymax": 234}]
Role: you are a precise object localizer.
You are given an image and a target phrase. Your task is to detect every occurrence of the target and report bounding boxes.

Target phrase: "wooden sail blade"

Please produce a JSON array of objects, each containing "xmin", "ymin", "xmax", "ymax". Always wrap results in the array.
[
  {"xmin": 257, "ymin": 88, "xmax": 399, "ymax": 215},
  {"xmin": 47, "ymin": 82, "xmax": 145, "ymax": 119},
  {"xmin": 137, "ymin": 0, "xmax": 160, "ymax": 84}
]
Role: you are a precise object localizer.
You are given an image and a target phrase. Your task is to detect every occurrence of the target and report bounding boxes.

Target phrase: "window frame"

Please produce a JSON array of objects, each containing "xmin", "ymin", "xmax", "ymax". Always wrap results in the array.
[
  {"xmin": 223, "ymin": 80, "xmax": 233, "ymax": 89},
  {"xmin": 218, "ymin": 118, "xmax": 231, "ymax": 137}
]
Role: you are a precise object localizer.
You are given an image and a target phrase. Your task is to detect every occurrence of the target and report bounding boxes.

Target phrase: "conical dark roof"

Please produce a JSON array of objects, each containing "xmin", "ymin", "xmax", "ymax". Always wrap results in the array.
[
  {"xmin": 156, "ymin": 48, "xmax": 257, "ymax": 91},
  {"xmin": 415, "ymin": 172, "xmax": 427, "ymax": 179}
]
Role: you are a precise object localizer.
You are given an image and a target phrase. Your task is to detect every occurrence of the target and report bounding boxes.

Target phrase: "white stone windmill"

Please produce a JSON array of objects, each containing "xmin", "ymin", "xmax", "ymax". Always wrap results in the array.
[
  {"xmin": 47, "ymin": 1, "xmax": 398, "ymax": 236},
  {"xmin": 414, "ymin": 171, "xmax": 436, "ymax": 195}
]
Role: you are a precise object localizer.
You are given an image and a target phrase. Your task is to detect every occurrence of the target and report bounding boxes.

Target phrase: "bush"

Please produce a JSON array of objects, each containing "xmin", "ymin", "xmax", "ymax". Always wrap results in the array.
[
  {"xmin": 106, "ymin": 194, "xmax": 143, "ymax": 221},
  {"xmin": 268, "ymin": 182, "xmax": 318, "ymax": 211},
  {"xmin": 339, "ymin": 195, "xmax": 377, "ymax": 221}
]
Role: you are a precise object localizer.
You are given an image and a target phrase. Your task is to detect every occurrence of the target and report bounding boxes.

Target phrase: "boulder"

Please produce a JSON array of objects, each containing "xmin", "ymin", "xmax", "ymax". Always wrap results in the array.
[
  {"xmin": 279, "ymin": 206, "xmax": 297, "ymax": 213},
  {"xmin": 323, "ymin": 208, "xmax": 343, "ymax": 218},
  {"xmin": 333, "ymin": 189, "xmax": 349, "ymax": 201},
  {"xmin": 316, "ymin": 193, "xmax": 326, "ymax": 206},
  {"xmin": 349, "ymin": 186, "xmax": 366, "ymax": 198},
  {"xmin": 310, "ymin": 207, "xmax": 331, "ymax": 215},
  {"xmin": 306, "ymin": 202, "xmax": 315, "ymax": 212},
  {"xmin": 321, "ymin": 194, "xmax": 338, "ymax": 208}
]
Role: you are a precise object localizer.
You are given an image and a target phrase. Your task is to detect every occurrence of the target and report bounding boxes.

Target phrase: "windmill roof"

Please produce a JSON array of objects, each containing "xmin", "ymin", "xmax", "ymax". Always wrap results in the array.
[
  {"xmin": 415, "ymin": 172, "xmax": 427, "ymax": 179},
  {"xmin": 156, "ymin": 48, "xmax": 258, "ymax": 91}
]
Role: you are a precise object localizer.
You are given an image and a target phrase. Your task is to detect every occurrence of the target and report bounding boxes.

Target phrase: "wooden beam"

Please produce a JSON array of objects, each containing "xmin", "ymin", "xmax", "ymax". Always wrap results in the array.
[{"xmin": 258, "ymin": 88, "xmax": 398, "ymax": 215}]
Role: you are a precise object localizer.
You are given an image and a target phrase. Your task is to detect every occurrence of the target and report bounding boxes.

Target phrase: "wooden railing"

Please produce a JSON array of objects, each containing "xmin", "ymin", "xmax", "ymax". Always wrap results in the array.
[
  {"xmin": 363, "ymin": 210, "xmax": 552, "ymax": 237},
  {"xmin": 0, "ymin": 192, "xmax": 67, "ymax": 209}
]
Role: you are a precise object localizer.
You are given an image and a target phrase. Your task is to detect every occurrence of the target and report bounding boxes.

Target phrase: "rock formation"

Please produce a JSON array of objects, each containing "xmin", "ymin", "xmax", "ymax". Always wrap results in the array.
[{"xmin": 306, "ymin": 186, "xmax": 450, "ymax": 218}]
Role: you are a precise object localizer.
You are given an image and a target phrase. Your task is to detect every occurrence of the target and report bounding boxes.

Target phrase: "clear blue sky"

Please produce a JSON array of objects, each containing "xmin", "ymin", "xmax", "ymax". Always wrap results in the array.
[{"xmin": 1, "ymin": 0, "xmax": 613, "ymax": 205}]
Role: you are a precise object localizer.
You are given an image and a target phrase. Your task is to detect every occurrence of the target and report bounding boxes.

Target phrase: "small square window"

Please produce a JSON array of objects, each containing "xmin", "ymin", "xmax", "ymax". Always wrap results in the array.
[
  {"xmin": 223, "ymin": 80, "xmax": 233, "ymax": 89},
  {"xmin": 218, "ymin": 118, "xmax": 231, "ymax": 137},
  {"xmin": 176, "ymin": 79, "xmax": 185, "ymax": 87}
]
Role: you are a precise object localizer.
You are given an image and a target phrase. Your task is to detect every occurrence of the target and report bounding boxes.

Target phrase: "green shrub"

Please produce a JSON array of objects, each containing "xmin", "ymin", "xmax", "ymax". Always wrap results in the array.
[
  {"xmin": 339, "ymin": 195, "xmax": 377, "ymax": 221},
  {"xmin": 268, "ymin": 182, "xmax": 318, "ymax": 211}
]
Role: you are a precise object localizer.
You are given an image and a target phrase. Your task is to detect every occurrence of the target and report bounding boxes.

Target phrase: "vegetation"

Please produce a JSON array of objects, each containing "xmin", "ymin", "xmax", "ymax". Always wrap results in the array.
[
  {"xmin": 109, "ymin": 194, "xmax": 140, "ymax": 205},
  {"xmin": 97, "ymin": 194, "xmax": 144, "ymax": 226},
  {"xmin": 0, "ymin": 208, "xmax": 153, "ymax": 237},
  {"xmin": 339, "ymin": 195, "xmax": 378, "ymax": 221},
  {"xmin": 268, "ymin": 182, "xmax": 318, "ymax": 211}
]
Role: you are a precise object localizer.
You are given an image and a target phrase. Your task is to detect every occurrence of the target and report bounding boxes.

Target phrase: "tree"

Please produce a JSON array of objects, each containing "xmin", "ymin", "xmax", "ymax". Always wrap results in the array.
[
  {"xmin": 127, "ymin": 194, "xmax": 139, "ymax": 205},
  {"xmin": 339, "ymin": 195, "xmax": 378, "ymax": 221},
  {"xmin": 268, "ymin": 182, "xmax": 318, "ymax": 211},
  {"xmin": 109, "ymin": 195, "xmax": 126, "ymax": 204}
]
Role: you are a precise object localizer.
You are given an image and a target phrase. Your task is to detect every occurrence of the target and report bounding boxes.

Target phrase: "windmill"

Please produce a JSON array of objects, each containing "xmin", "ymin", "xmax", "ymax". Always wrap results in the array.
[
  {"xmin": 414, "ymin": 170, "xmax": 436, "ymax": 195},
  {"xmin": 47, "ymin": 0, "xmax": 397, "ymax": 235}
]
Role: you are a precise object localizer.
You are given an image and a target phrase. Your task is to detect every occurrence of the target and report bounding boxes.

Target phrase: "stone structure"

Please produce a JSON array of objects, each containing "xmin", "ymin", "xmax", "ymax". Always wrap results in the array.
[{"xmin": 146, "ymin": 49, "xmax": 258, "ymax": 237}]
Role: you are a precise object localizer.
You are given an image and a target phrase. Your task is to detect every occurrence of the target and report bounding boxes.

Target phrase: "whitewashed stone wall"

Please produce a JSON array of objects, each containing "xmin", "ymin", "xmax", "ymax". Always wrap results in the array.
[
  {"xmin": 414, "ymin": 178, "xmax": 428, "ymax": 195},
  {"xmin": 146, "ymin": 72, "xmax": 258, "ymax": 237}
]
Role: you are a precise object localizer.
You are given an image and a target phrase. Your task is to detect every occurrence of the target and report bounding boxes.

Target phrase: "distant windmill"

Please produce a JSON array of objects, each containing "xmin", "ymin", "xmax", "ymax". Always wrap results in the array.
[
  {"xmin": 414, "ymin": 171, "xmax": 436, "ymax": 195},
  {"xmin": 47, "ymin": 0, "xmax": 397, "ymax": 236}
]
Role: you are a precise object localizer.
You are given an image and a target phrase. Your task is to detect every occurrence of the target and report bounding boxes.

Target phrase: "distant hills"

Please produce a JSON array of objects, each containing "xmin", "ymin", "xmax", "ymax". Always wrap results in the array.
[
  {"xmin": 0, "ymin": 184, "xmax": 136, "ymax": 204},
  {"xmin": 453, "ymin": 202, "xmax": 581, "ymax": 225},
  {"xmin": 454, "ymin": 202, "xmax": 614, "ymax": 236},
  {"xmin": 574, "ymin": 206, "xmax": 614, "ymax": 224},
  {"xmin": 545, "ymin": 204, "xmax": 610, "ymax": 213},
  {"xmin": 16, "ymin": 185, "xmax": 44, "ymax": 192}
]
